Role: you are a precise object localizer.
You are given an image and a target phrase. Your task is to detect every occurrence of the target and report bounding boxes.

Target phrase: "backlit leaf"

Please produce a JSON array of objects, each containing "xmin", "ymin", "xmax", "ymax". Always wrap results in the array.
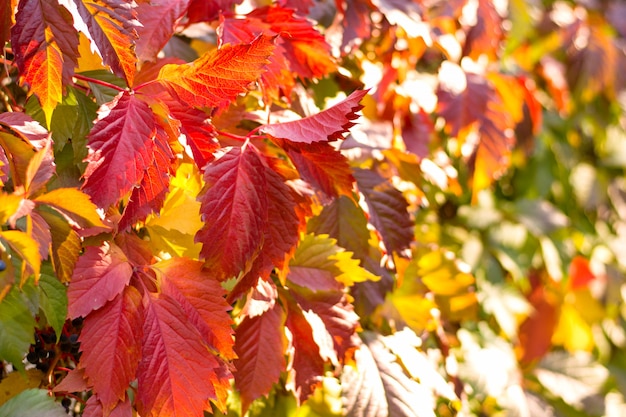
[
  {"xmin": 135, "ymin": 0, "xmax": 190, "ymax": 62},
  {"xmin": 34, "ymin": 187, "xmax": 107, "ymax": 229},
  {"xmin": 0, "ymin": 230, "xmax": 41, "ymax": 284},
  {"xmin": 11, "ymin": 0, "xmax": 79, "ymax": 125},
  {"xmin": 78, "ymin": 286, "xmax": 143, "ymax": 414},
  {"xmin": 342, "ymin": 339, "xmax": 388, "ymax": 417},
  {"xmin": 462, "ymin": 0, "xmax": 503, "ymax": 61},
  {"xmin": 0, "ymin": 193, "xmax": 23, "ymax": 224},
  {"xmin": 136, "ymin": 293, "xmax": 232, "ymax": 417},
  {"xmin": 353, "ymin": 168, "xmax": 413, "ymax": 254},
  {"xmin": 234, "ymin": 303, "xmax": 287, "ymax": 414},
  {"xmin": 157, "ymin": 34, "xmax": 275, "ymax": 109},
  {"xmin": 154, "ymin": 257, "xmax": 235, "ymax": 359},
  {"xmin": 186, "ymin": 0, "xmax": 242, "ymax": 24},
  {"xmin": 67, "ymin": 242, "xmax": 133, "ymax": 319},
  {"xmin": 262, "ymin": 90, "xmax": 367, "ymax": 143},
  {"xmin": 37, "ymin": 209, "xmax": 81, "ymax": 283},
  {"xmin": 82, "ymin": 91, "xmax": 157, "ymax": 209},
  {"xmin": 74, "ymin": 0, "xmax": 139, "ymax": 86}
]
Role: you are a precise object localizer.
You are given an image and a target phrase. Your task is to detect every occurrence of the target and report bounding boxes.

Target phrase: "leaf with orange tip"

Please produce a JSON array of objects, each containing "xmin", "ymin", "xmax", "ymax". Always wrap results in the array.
[
  {"xmin": 262, "ymin": 90, "xmax": 367, "ymax": 143},
  {"xmin": 157, "ymin": 34, "xmax": 275, "ymax": 109},
  {"xmin": 74, "ymin": 0, "xmax": 139, "ymax": 86},
  {"xmin": 67, "ymin": 242, "xmax": 133, "ymax": 319},
  {"xmin": 11, "ymin": 0, "xmax": 79, "ymax": 125}
]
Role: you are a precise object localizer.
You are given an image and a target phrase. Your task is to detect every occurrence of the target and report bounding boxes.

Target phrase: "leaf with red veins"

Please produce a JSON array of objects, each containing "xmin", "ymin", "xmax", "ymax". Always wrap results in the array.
[
  {"xmin": 240, "ymin": 279, "xmax": 278, "ymax": 318},
  {"xmin": 135, "ymin": 0, "xmax": 190, "ymax": 62},
  {"xmin": 285, "ymin": 297, "xmax": 325, "ymax": 403},
  {"xmin": 337, "ymin": 0, "xmax": 373, "ymax": 53},
  {"xmin": 153, "ymin": 257, "xmax": 235, "ymax": 359},
  {"xmin": 234, "ymin": 302, "xmax": 287, "ymax": 414},
  {"xmin": 401, "ymin": 109, "xmax": 434, "ymax": 159},
  {"xmin": 82, "ymin": 91, "xmax": 157, "ymax": 209},
  {"xmin": 67, "ymin": 242, "xmax": 133, "ymax": 319},
  {"xmin": 74, "ymin": 0, "xmax": 139, "ymax": 86},
  {"xmin": 119, "ymin": 126, "xmax": 174, "ymax": 231},
  {"xmin": 30, "ymin": 211, "xmax": 52, "ymax": 260},
  {"xmin": 53, "ymin": 368, "xmax": 90, "ymax": 393},
  {"xmin": 462, "ymin": 0, "xmax": 503, "ymax": 61},
  {"xmin": 195, "ymin": 146, "xmax": 267, "ymax": 281},
  {"xmin": 83, "ymin": 395, "xmax": 132, "ymax": 417},
  {"xmin": 157, "ymin": 34, "xmax": 275, "ymax": 110},
  {"xmin": 261, "ymin": 90, "xmax": 367, "ymax": 143},
  {"xmin": 279, "ymin": 139, "xmax": 355, "ymax": 200},
  {"xmin": 137, "ymin": 293, "xmax": 232, "ymax": 417},
  {"xmin": 78, "ymin": 286, "xmax": 143, "ymax": 414},
  {"xmin": 353, "ymin": 168, "xmax": 413, "ymax": 254},
  {"xmin": 0, "ymin": 112, "xmax": 50, "ymax": 147},
  {"xmin": 186, "ymin": 0, "xmax": 243, "ymax": 24},
  {"xmin": 11, "ymin": 0, "xmax": 79, "ymax": 124}
]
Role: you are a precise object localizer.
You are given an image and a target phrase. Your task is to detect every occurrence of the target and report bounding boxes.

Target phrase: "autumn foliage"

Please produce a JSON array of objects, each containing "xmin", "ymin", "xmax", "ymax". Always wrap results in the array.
[{"xmin": 1, "ymin": 0, "xmax": 626, "ymax": 416}]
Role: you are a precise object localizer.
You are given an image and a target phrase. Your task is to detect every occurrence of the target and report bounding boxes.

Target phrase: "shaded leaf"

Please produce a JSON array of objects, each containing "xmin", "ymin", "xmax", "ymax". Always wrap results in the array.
[
  {"xmin": 234, "ymin": 303, "xmax": 287, "ymax": 414},
  {"xmin": 262, "ymin": 90, "xmax": 367, "ymax": 143},
  {"xmin": 353, "ymin": 168, "xmax": 413, "ymax": 254},
  {"xmin": 157, "ymin": 34, "xmax": 275, "ymax": 109},
  {"xmin": 82, "ymin": 91, "xmax": 157, "ymax": 208},
  {"xmin": 78, "ymin": 286, "xmax": 143, "ymax": 414},
  {"xmin": 74, "ymin": 0, "xmax": 139, "ymax": 86},
  {"xmin": 136, "ymin": 293, "xmax": 232, "ymax": 417},
  {"xmin": 38, "ymin": 269, "xmax": 68, "ymax": 338},
  {"xmin": 0, "ymin": 282, "xmax": 36, "ymax": 370},
  {"xmin": 67, "ymin": 242, "xmax": 133, "ymax": 319},
  {"xmin": 11, "ymin": 0, "xmax": 79, "ymax": 125},
  {"xmin": 186, "ymin": 0, "xmax": 242, "ymax": 24},
  {"xmin": 0, "ymin": 389, "xmax": 68, "ymax": 417}
]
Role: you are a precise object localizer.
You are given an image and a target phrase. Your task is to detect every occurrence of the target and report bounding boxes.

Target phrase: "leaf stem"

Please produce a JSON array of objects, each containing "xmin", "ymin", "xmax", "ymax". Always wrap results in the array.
[
  {"xmin": 73, "ymin": 74, "xmax": 126, "ymax": 92},
  {"xmin": 217, "ymin": 130, "xmax": 248, "ymax": 142}
]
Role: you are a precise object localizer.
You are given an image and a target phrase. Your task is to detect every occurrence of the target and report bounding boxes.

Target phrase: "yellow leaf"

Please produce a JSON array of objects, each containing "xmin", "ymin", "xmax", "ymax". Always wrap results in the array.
[
  {"xmin": 34, "ymin": 188, "xmax": 107, "ymax": 229},
  {"xmin": 552, "ymin": 302, "xmax": 594, "ymax": 352},
  {"xmin": 75, "ymin": 32, "xmax": 107, "ymax": 72},
  {"xmin": 0, "ymin": 193, "xmax": 23, "ymax": 224},
  {"xmin": 389, "ymin": 294, "xmax": 438, "ymax": 332},
  {"xmin": 418, "ymin": 250, "xmax": 475, "ymax": 296},
  {"xmin": 0, "ymin": 369, "xmax": 45, "ymax": 406},
  {"xmin": 0, "ymin": 230, "xmax": 40, "ymax": 284}
]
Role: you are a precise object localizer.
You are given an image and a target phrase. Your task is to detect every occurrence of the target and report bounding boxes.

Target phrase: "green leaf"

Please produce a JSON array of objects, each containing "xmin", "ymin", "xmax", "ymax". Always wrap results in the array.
[
  {"xmin": 0, "ymin": 283, "xmax": 36, "ymax": 370},
  {"xmin": 0, "ymin": 389, "xmax": 68, "ymax": 417},
  {"xmin": 38, "ymin": 268, "xmax": 68, "ymax": 341}
]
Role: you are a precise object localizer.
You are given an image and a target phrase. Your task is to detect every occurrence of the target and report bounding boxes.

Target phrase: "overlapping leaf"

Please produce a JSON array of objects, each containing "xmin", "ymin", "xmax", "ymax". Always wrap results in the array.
[
  {"xmin": 78, "ymin": 286, "xmax": 143, "ymax": 413},
  {"xmin": 135, "ymin": 0, "xmax": 190, "ymax": 62},
  {"xmin": 74, "ymin": 0, "xmax": 139, "ymax": 86},
  {"xmin": 157, "ymin": 34, "xmax": 275, "ymax": 109},
  {"xmin": 262, "ymin": 90, "xmax": 367, "ymax": 143},
  {"xmin": 82, "ymin": 91, "xmax": 157, "ymax": 208},
  {"xmin": 11, "ymin": 0, "xmax": 79, "ymax": 125}
]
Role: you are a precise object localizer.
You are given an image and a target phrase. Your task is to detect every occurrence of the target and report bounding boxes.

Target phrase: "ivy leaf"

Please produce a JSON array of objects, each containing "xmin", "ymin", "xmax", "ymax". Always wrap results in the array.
[
  {"xmin": 154, "ymin": 257, "xmax": 235, "ymax": 359},
  {"xmin": 278, "ymin": 140, "xmax": 355, "ymax": 200},
  {"xmin": 234, "ymin": 303, "xmax": 287, "ymax": 414},
  {"xmin": 353, "ymin": 168, "xmax": 413, "ymax": 254},
  {"xmin": 11, "ymin": 0, "xmax": 79, "ymax": 125},
  {"xmin": 286, "ymin": 233, "xmax": 378, "ymax": 290},
  {"xmin": 196, "ymin": 146, "xmax": 267, "ymax": 280},
  {"xmin": 67, "ymin": 242, "xmax": 133, "ymax": 319},
  {"xmin": 136, "ymin": 293, "xmax": 232, "ymax": 417},
  {"xmin": 0, "ymin": 389, "xmax": 68, "ymax": 417},
  {"xmin": 135, "ymin": 0, "xmax": 190, "ymax": 62},
  {"xmin": 34, "ymin": 187, "xmax": 107, "ymax": 229},
  {"xmin": 73, "ymin": 0, "xmax": 139, "ymax": 86},
  {"xmin": 78, "ymin": 286, "xmax": 143, "ymax": 414},
  {"xmin": 261, "ymin": 90, "xmax": 367, "ymax": 143},
  {"xmin": 119, "ymin": 127, "xmax": 174, "ymax": 231},
  {"xmin": 157, "ymin": 34, "xmax": 275, "ymax": 109},
  {"xmin": 0, "ymin": 282, "xmax": 36, "ymax": 370},
  {"xmin": 82, "ymin": 91, "xmax": 157, "ymax": 209}
]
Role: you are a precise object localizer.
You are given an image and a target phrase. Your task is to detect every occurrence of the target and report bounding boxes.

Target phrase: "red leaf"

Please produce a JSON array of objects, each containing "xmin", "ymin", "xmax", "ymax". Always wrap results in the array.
[
  {"xmin": 136, "ymin": 293, "xmax": 232, "ymax": 417},
  {"xmin": 30, "ymin": 210, "xmax": 52, "ymax": 260},
  {"xmin": 74, "ymin": 0, "xmax": 139, "ymax": 86},
  {"xmin": 68, "ymin": 242, "xmax": 133, "ymax": 319},
  {"xmin": 195, "ymin": 146, "xmax": 267, "ymax": 280},
  {"xmin": 186, "ymin": 0, "xmax": 243, "ymax": 24},
  {"xmin": 78, "ymin": 286, "xmax": 143, "ymax": 413},
  {"xmin": 11, "ymin": 0, "xmax": 78, "ymax": 122},
  {"xmin": 234, "ymin": 303, "xmax": 287, "ymax": 414},
  {"xmin": 82, "ymin": 91, "xmax": 157, "ymax": 209},
  {"xmin": 240, "ymin": 279, "xmax": 278, "ymax": 318},
  {"xmin": 279, "ymin": 140, "xmax": 355, "ymax": 200},
  {"xmin": 401, "ymin": 109, "xmax": 434, "ymax": 159},
  {"xmin": 135, "ymin": 0, "xmax": 190, "ymax": 62},
  {"xmin": 119, "ymin": 126, "xmax": 174, "ymax": 231},
  {"xmin": 336, "ymin": 0, "xmax": 372, "ymax": 53},
  {"xmin": 285, "ymin": 297, "xmax": 324, "ymax": 403},
  {"xmin": 154, "ymin": 257, "xmax": 235, "ymax": 359},
  {"xmin": 462, "ymin": 0, "xmax": 503, "ymax": 61},
  {"xmin": 157, "ymin": 34, "xmax": 275, "ymax": 109},
  {"xmin": 569, "ymin": 256, "xmax": 596, "ymax": 290},
  {"xmin": 353, "ymin": 169, "xmax": 413, "ymax": 254},
  {"xmin": 0, "ymin": 0, "xmax": 12, "ymax": 51},
  {"xmin": 53, "ymin": 368, "xmax": 90, "ymax": 393},
  {"xmin": 261, "ymin": 90, "xmax": 367, "ymax": 143}
]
